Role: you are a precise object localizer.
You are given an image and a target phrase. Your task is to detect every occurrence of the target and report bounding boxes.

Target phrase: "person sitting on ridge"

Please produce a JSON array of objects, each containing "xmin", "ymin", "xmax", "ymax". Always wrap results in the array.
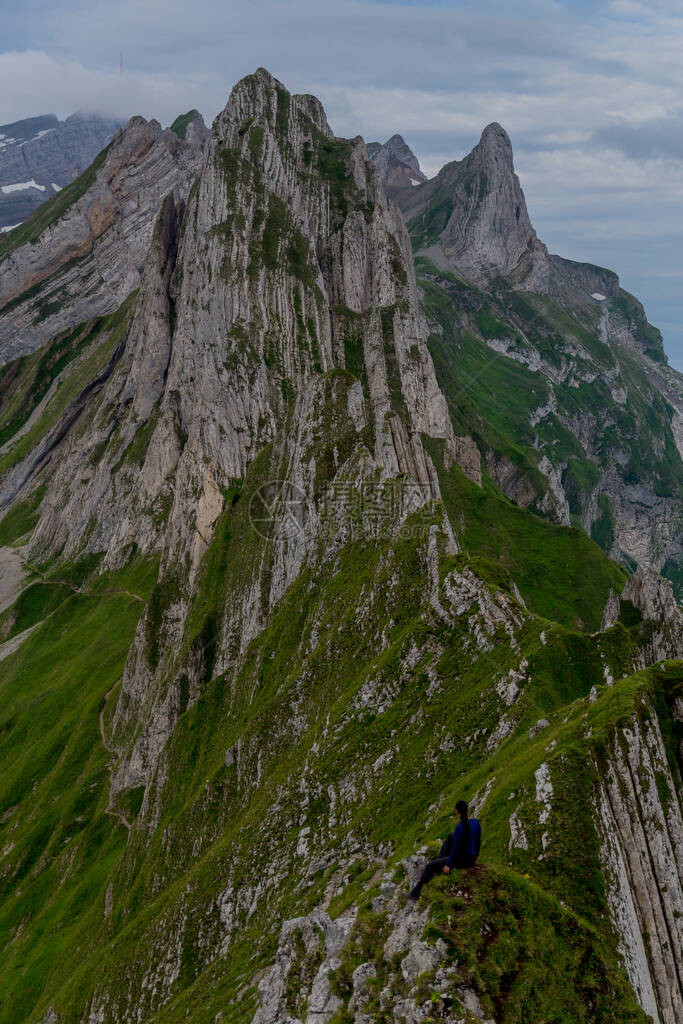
[{"xmin": 406, "ymin": 800, "xmax": 481, "ymax": 901}]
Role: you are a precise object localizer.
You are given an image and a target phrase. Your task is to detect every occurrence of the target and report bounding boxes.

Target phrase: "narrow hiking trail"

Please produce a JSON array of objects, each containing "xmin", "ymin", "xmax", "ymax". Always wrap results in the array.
[
  {"xmin": 99, "ymin": 680, "xmax": 132, "ymax": 832},
  {"xmin": 0, "ymin": 549, "xmax": 146, "ymax": 666},
  {"xmin": 21, "ymin": 554, "xmax": 144, "ymax": 602}
]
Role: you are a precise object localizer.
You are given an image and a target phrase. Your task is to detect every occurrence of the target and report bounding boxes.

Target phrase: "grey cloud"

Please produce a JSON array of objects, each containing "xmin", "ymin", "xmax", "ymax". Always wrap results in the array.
[{"xmin": 594, "ymin": 116, "xmax": 683, "ymax": 160}]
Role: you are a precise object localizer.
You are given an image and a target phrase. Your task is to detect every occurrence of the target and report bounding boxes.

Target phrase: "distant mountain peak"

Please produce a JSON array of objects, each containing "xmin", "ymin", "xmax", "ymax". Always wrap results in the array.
[
  {"xmin": 367, "ymin": 133, "xmax": 427, "ymax": 188},
  {"xmin": 387, "ymin": 120, "xmax": 543, "ymax": 286},
  {"xmin": 169, "ymin": 109, "xmax": 209, "ymax": 145}
]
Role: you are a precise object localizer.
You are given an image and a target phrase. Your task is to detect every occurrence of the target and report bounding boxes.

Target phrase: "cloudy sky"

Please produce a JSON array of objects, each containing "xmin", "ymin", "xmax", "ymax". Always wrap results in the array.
[{"xmin": 2, "ymin": 0, "xmax": 682, "ymax": 369}]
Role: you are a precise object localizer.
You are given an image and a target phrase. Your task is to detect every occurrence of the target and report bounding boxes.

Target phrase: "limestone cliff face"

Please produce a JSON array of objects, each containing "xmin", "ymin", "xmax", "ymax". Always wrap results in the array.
[
  {"xmin": 602, "ymin": 567, "xmax": 683, "ymax": 663},
  {"xmin": 596, "ymin": 707, "xmax": 683, "ymax": 1024},
  {"xmin": 391, "ymin": 123, "xmax": 547, "ymax": 287},
  {"xmin": 0, "ymin": 112, "xmax": 206, "ymax": 364},
  {"xmin": 24, "ymin": 70, "xmax": 472, "ymax": 566}
]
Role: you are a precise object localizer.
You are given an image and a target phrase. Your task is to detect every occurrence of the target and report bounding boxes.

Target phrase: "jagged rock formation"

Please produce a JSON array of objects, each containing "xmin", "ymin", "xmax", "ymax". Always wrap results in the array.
[
  {"xmin": 0, "ymin": 112, "xmax": 123, "ymax": 229},
  {"xmin": 16, "ymin": 71, "xmax": 474, "ymax": 568},
  {"xmin": 169, "ymin": 108, "xmax": 210, "ymax": 147},
  {"xmin": 367, "ymin": 133, "xmax": 427, "ymax": 189},
  {"xmin": 0, "ymin": 111, "xmax": 207, "ymax": 364},
  {"xmin": 0, "ymin": 68, "xmax": 680, "ymax": 1024},
  {"xmin": 602, "ymin": 566, "xmax": 683, "ymax": 663}
]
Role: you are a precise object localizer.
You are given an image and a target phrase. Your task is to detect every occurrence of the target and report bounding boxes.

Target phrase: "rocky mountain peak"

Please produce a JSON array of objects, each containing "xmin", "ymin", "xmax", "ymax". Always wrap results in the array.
[
  {"xmin": 216, "ymin": 67, "xmax": 333, "ymax": 143},
  {"xmin": 390, "ymin": 119, "xmax": 543, "ymax": 286},
  {"xmin": 168, "ymin": 108, "xmax": 209, "ymax": 146},
  {"xmin": 383, "ymin": 133, "xmax": 423, "ymax": 172},
  {"xmin": 475, "ymin": 121, "xmax": 514, "ymax": 162},
  {"xmin": 368, "ymin": 132, "xmax": 427, "ymax": 188}
]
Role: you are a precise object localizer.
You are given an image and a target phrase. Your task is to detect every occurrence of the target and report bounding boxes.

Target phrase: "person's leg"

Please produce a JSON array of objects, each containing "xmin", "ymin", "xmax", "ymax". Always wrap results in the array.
[
  {"xmin": 439, "ymin": 833, "xmax": 454, "ymax": 859},
  {"xmin": 409, "ymin": 857, "xmax": 448, "ymax": 898}
]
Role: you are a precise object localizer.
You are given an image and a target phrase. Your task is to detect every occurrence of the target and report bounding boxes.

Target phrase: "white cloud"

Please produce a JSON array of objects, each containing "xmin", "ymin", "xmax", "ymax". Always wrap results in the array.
[{"xmin": 0, "ymin": 50, "xmax": 220, "ymax": 126}]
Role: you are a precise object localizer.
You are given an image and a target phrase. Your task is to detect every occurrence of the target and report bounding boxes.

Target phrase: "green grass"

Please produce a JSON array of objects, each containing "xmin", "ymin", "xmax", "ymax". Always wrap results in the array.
[
  {"xmin": 0, "ymin": 322, "xmax": 97, "ymax": 448},
  {"xmin": 0, "ymin": 486, "xmax": 45, "ymax": 546},
  {"xmin": 423, "ymin": 867, "xmax": 648, "ymax": 1024},
  {"xmin": 0, "ymin": 75, "xmax": 678, "ymax": 1024},
  {"xmin": 418, "ymin": 269, "xmax": 682, "ymax": 574},
  {"xmin": 0, "ymin": 290, "xmax": 137, "ymax": 477},
  {"xmin": 662, "ymin": 555, "xmax": 683, "ymax": 604},
  {"xmin": 0, "ymin": 556, "xmax": 157, "ymax": 1023},
  {"xmin": 428, "ymin": 443, "xmax": 626, "ymax": 631},
  {"xmin": 0, "ymin": 416, "xmax": 665, "ymax": 1020},
  {"xmin": 169, "ymin": 110, "xmax": 199, "ymax": 140}
]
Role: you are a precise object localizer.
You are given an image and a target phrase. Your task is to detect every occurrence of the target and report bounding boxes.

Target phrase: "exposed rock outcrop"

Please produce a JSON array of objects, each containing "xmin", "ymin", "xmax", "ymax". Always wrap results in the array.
[
  {"xmin": 391, "ymin": 123, "xmax": 547, "ymax": 287},
  {"xmin": 595, "ymin": 708, "xmax": 683, "ymax": 1024},
  {"xmin": 22, "ymin": 70, "xmax": 471, "ymax": 569},
  {"xmin": 602, "ymin": 566, "xmax": 683, "ymax": 662}
]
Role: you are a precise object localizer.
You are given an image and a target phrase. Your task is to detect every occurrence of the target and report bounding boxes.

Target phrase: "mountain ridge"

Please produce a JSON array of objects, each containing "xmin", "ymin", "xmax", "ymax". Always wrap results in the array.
[{"xmin": 0, "ymin": 110, "xmax": 207, "ymax": 365}]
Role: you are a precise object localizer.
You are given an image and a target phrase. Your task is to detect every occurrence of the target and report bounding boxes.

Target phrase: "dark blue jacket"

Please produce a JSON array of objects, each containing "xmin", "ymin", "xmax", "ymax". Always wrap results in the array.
[{"xmin": 447, "ymin": 818, "xmax": 481, "ymax": 866}]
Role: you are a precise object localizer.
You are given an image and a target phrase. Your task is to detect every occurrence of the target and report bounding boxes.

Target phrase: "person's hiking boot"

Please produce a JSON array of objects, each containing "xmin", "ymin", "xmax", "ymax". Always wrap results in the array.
[{"xmin": 400, "ymin": 891, "xmax": 418, "ymax": 904}]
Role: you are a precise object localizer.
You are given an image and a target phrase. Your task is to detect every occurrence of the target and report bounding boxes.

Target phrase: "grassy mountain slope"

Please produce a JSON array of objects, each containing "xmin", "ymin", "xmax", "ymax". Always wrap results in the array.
[
  {"xmin": 0, "ymin": 397, "xmax": 672, "ymax": 1021},
  {"xmin": 0, "ymin": 291, "xmax": 137, "ymax": 479},
  {"xmin": 0, "ymin": 556, "xmax": 157, "ymax": 1022},
  {"xmin": 415, "ymin": 258, "xmax": 682, "ymax": 597}
]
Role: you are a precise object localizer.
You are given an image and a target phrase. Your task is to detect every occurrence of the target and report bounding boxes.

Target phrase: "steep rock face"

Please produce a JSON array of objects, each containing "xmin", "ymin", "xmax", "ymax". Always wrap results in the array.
[
  {"xmin": 596, "ymin": 709, "xmax": 683, "ymax": 1024},
  {"xmin": 367, "ymin": 133, "xmax": 427, "ymax": 189},
  {"xmin": 602, "ymin": 567, "xmax": 683, "ymax": 662},
  {"xmin": 169, "ymin": 108, "xmax": 211, "ymax": 147},
  {"xmin": 23, "ymin": 71, "xmax": 470, "ymax": 569},
  {"xmin": 0, "ymin": 111, "xmax": 123, "ymax": 229},
  {"xmin": 0, "ymin": 112, "xmax": 206, "ymax": 364}
]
